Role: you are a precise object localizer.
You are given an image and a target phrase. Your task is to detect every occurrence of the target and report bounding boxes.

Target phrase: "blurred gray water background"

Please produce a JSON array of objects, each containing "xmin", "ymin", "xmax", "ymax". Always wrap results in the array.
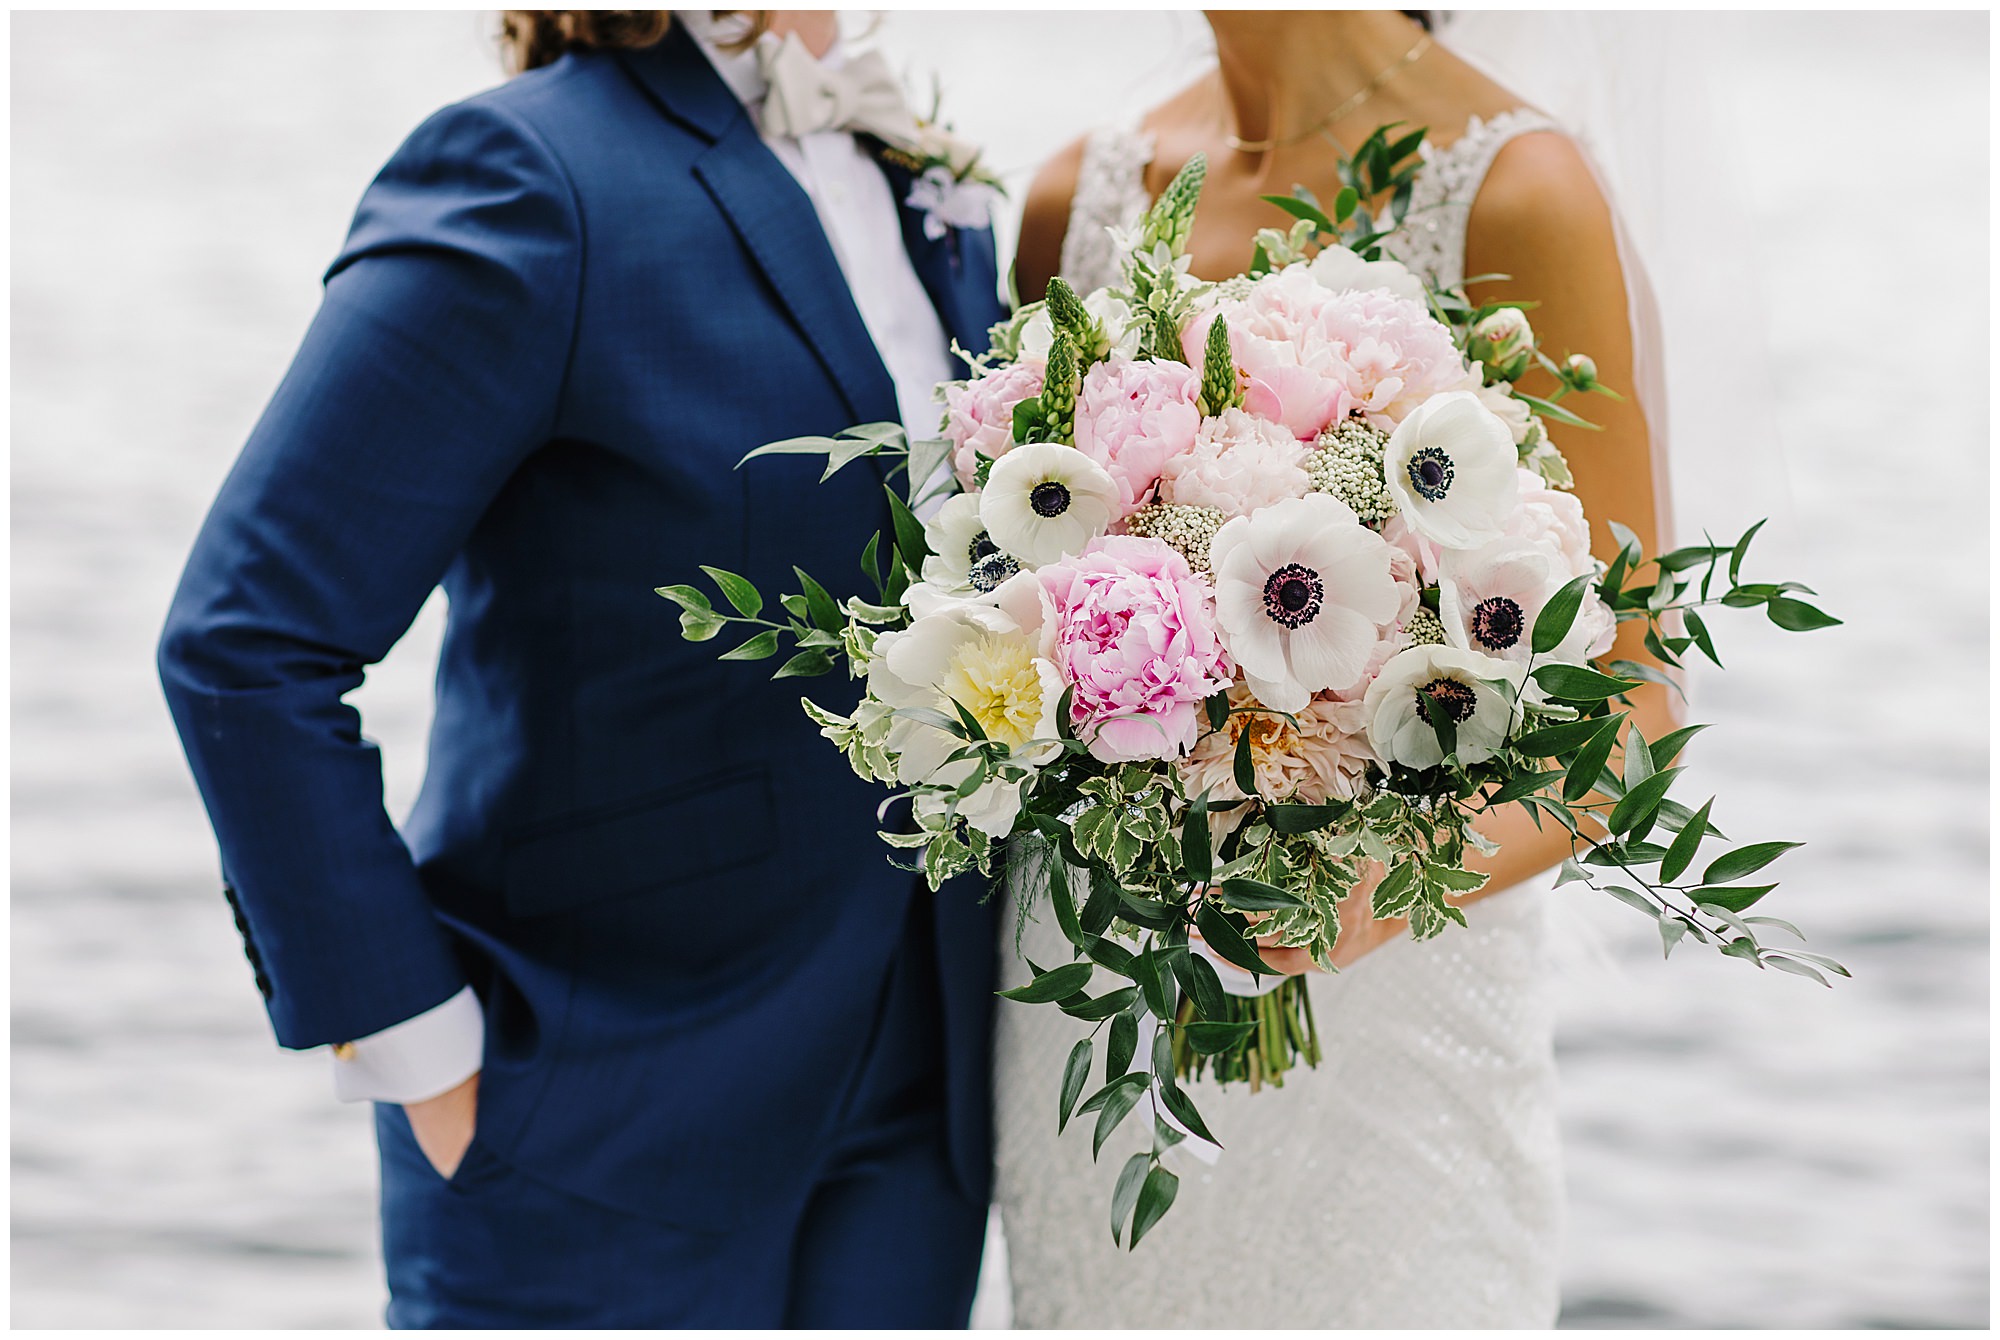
[{"xmin": 11, "ymin": 10, "xmax": 1987, "ymax": 1329}]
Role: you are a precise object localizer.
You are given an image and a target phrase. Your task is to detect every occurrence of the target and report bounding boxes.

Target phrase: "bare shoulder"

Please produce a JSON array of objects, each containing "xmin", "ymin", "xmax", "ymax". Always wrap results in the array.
[
  {"xmin": 1467, "ymin": 129, "xmax": 1617, "ymax": 262},
  {"xmin": 1014, "ymin": 134, "xmax": 1089, "ymax": 305}
]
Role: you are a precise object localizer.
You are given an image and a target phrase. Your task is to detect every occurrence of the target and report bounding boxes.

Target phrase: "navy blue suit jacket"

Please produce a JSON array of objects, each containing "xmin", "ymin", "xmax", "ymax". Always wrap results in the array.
[{"xmin": 157, "ymin": 29, "xmax": 1007, "ymax": 1228}]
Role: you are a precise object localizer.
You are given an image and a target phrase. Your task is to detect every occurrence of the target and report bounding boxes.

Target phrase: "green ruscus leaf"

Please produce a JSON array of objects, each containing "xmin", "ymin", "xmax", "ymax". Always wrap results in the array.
[{"xmin": 1057, "ymin": 1038, "xmax": 1092, "ymax": 1133}]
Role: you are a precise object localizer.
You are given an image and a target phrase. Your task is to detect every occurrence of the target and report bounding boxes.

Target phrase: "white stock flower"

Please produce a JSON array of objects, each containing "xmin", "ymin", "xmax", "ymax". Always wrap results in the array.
[
  {"xmin": 1361, "ymin": 643, "xmax": 1525, "ymax": 770},
  {"xmin": 980, "ymin": 441, "xmax": 1117, "ymax": 566},
  {"xmin": 1209, "ymin": 493, "xmax": 1403, "ymax": 713},
  {"xmin": 1382, "ymin": 391, "xmax": 1520, "ymax": 550},
  {"xmin": 1303, "ymin": 246, "xmax": 1427, "ymax": 303}
]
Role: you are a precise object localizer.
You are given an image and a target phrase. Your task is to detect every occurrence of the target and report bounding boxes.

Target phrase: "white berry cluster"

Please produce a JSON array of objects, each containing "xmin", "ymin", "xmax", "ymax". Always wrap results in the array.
[
  {"xmin": 1208, "ymin": 274, "xmax": 1257, "ymax": 303},
  {"xmin": 1307, "ymin": 416, "xmax": 1398, "ymax": 525},
  {"xmin": 1402, "ymin": 607, "xmax": 1448, "ymax": 647},
  {"xmin": 1125, "ymin": 501, "xmax": 1227, "ymax": 573}
]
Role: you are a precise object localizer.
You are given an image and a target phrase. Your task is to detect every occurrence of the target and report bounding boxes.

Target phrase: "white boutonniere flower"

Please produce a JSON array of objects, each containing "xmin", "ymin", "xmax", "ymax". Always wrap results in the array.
[{"xmin": 885, "ymin": 119, "xmax": 1005, "ymax": 240}]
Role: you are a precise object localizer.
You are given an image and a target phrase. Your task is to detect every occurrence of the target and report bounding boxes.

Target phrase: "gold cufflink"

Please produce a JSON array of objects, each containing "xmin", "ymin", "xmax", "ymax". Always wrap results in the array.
[{"xmin": 332, "ymin": 1041, "xmax": 357, "ymax": 1061}]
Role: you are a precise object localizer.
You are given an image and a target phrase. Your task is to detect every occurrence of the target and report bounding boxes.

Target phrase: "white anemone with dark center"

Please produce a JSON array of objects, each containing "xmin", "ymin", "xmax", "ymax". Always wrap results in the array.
[
  {"xmin": 1209, "ymin": 493, "xmax": 1402, "ymax": 713},
  {"xmin": 1438, "ymin": 538, "xmax": 1575, "ymax": 665},
  {"xmin": 979, "ymin": 440, "xmax": 1117, "ymax": 567},
  {"xmin": 1382, "ymin": 390, "xmax": 1520, "ymax": 550},
  {"xmin": 1361, "ymin": 643, "xmax": 1525, "ymax": 770}
]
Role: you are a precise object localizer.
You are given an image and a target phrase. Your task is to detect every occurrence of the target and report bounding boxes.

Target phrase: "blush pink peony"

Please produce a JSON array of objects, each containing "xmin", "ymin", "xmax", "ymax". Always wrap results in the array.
[
  {"xmin": 1183, "ymin": 268, "xmax": 1353, "ymax": 441},
  {"xmin": 1033, "ymin": 535, "xmax": 1234, "ymax": 764},
  {"xmin": 1073, "ymin": 356, "xmax": 1203, "ymax": 522},
  {"xmin": 940, "ymin": 359, "xmax": 1045, "ymax": 489},
  {"xmin": 1506, "ymin": 467, "xmax": 1596, "ymax": 580},
  {"xmin": 1157, "ymin": 408, "xmax": 1312, "ymax": 516},
  {"xmin": 1315, "ymin": 286, "xmax": 1475, "ymax": 425}
]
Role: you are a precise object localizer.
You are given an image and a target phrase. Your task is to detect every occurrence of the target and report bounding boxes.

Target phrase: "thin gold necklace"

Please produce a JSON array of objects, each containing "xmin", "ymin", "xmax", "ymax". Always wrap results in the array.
[{"xmin": 1222, "ymin": 32, "xmax": 1434, "ymax": 154}]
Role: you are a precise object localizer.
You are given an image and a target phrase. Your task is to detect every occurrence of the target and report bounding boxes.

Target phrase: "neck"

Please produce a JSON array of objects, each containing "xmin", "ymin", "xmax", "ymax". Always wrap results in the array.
[
  {"xmin": 1205, "ymin": 10, "xmax": 1425, "ymax": 154},
  {"xmin": 765, "ymin": 10, "xmax": 838, "ymax": 60}
]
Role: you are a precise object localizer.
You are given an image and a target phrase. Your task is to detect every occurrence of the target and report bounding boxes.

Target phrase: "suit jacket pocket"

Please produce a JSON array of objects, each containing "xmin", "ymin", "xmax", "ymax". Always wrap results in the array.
[{"xmin": 501, "ymin": 767, "xmax": 776, "ymax": 918}]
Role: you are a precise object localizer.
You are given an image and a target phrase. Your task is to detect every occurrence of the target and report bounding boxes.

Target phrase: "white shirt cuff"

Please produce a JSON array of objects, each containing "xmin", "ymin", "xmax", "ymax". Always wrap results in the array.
[{"xmin": 329, "ymin": 985, "xmax": 484, "ymax": 1104}]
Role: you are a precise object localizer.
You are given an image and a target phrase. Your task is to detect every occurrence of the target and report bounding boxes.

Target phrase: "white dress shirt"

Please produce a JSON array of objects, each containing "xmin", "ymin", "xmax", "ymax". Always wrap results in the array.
[{"xmin": 331, "ymin": 12, "xmax": 957, "ymax": 1105}]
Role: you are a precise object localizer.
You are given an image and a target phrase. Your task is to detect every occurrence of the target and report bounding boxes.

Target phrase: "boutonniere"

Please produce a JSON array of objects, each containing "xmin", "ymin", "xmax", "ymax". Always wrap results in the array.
[{"xmin": 881, "ymin": 118, "xmax": 1006, "ymax": 241}]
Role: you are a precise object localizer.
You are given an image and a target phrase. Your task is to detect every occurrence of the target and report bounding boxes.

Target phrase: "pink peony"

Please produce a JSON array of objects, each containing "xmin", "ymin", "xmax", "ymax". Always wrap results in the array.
[
  {"xmin": 1316, "ymin": 286, "xmax": 1474, "ymax": 424},
  {"xmin": 1034, "ymin": 535, "xmax": 1234, "ymax": 764},
  {"xmin": 1506, "ymin": 467, "xmax": 1596, "ymax": 580},
  {"xmin": 1073, "ymin": 356, "xmax": 1203, "ymax": 522},
  {"xmin": 1380, "ymin": 511, "xmax": 1443, "ymax": 587},
  {"xmin": 940, "ymin": 359, "xmax": 1044, "ymax": 489},
  {"xmin": 1186, "ymin": 269, "xmax": 1476, "ymax": 440},
  {"xmin": 1184, "ymin": 269, "xmax": 1353, "ymax": 440},
  {"xmin": 1157, "ymin": 408, "xmax": 1311, "ymax": 517}
]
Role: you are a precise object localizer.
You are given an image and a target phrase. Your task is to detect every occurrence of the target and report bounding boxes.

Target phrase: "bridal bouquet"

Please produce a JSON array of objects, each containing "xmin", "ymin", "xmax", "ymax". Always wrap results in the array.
[{"xmin": 660, "ymin": 128, "xmax": 1843, "ymax": 1245}]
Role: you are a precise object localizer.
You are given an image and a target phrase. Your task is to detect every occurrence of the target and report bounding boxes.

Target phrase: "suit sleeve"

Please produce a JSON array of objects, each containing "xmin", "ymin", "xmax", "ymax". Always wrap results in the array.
[{"xmin": 156, "ymin": 99, "xmax": 582, "ymax": 1050}]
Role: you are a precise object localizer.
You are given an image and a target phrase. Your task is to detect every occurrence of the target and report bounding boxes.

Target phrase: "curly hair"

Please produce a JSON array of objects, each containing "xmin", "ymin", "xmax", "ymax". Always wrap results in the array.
[{"xmin": 498, "ymin": 11, "xmax": 770, "ymax": 74}]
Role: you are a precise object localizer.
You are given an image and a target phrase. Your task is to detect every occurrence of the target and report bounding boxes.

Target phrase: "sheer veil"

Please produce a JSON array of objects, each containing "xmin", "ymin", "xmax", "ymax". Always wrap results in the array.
[
  {"xmin": 1429, "ymin": 14, "xmax": 1798, "ymax": 978},
  {"xmin": 1435, "ymin": 12, "xmax": 1797, "ymax": 555}
]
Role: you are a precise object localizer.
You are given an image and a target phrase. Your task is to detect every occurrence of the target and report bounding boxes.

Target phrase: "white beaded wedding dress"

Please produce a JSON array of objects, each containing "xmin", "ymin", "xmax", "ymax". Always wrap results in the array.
[{"xmin": 993, "ymin": 110, "xmax": 1568, "ymax": 1329}]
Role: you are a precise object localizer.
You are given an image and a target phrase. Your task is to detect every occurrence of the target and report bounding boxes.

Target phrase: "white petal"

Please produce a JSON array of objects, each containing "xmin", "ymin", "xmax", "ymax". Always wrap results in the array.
[
  {"xmin": 1285, "ymin": 605, "xmax": 1378, "ymax": 693},
  {"xmin": 1242, "ymin": 664, "xmax": 1309, "ymax": 715}
]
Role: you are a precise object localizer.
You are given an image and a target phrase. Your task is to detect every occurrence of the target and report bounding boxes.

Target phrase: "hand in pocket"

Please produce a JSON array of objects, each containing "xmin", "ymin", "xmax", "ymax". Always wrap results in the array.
[{"xmin": 405, "ymin": 1072, "xmax": 480, "ymax": 1179}]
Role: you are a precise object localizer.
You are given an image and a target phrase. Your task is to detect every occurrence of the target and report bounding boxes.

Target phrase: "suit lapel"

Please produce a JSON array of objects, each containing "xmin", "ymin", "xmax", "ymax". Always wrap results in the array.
[
  {"xmin": 616, "ymin": 30, "xmax": 898, "ymax": 425},
  {"xmin": 875, "ymin": 154, "xmax": 1002, "ymax": 359}
]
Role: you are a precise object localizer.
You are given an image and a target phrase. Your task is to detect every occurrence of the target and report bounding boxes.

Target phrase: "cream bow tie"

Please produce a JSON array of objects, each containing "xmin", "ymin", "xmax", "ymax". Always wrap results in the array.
[{"xmin": 755, "ymin": 36, "xmax": 920, "ymax": 150}]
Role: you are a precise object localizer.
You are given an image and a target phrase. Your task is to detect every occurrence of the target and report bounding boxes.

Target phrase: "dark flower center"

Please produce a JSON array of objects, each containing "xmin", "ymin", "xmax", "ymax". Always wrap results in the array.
[
  {"xmin": 1030, "ymin": 480, "xmax": 1073, "ymax": 518},
  {"xmin": 967, "ymin": 531, "xmax": 1000, "ymax": 566},
  {"xmin": 1415, "ymin": 676, "xmax": 1479, "ymax": 725},
  {"xmin": 1469, "ymin": 596, "xmax": 1525, "ymax": 650},
  {"xmin": 1407, "ymin": 445, "xmax": 1455, "ymax": 501},
  {"xmin": 967, "ymin": 551, "xmax": 1020, "ymax": 593},
  {"xmin": 1262, "ymin": 562, "xmax": 1324, "ymax": 629}
]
